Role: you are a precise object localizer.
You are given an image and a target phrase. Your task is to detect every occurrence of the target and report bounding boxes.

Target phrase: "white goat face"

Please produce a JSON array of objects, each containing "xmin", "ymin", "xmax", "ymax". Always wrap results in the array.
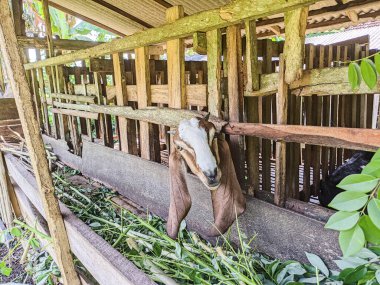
[{"xmin": 174, "ymin": 117, "xmax": 222, "ymax": 190}]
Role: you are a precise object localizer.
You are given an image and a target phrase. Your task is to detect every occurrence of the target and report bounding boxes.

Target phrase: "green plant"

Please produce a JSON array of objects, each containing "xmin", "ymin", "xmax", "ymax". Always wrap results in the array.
[
  {"xmin": 348, "ymin": 53, "xmax": 380, "ymax": 90},
  {"xmin": 325, "ymin": 149, "xmax": 380, "ymax": 257}
]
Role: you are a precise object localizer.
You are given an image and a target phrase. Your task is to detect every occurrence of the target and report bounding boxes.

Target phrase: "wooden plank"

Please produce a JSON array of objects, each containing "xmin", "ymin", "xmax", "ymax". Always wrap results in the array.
[
  {"xmin": 283, "ymin": 6, "xmax": 308, "ymax": 84},
  {"xmin": 51, "ymin": 93, "xmax": 96, "ymax": 103},
  {"xmin": 248, "ymin": 66, "xmax": 380, "ymax": 97},
  {"xmin": 135, "ymin": 46, "xmax": 160, "ymax": 162},
  {"xmin": 193, "ymin": 32, "xmax": 207, "ymax": 55},
  {"xmin": 30, "ymin": 69, "xmax": 43, "ymax": 129},
  {"xmin": 274, "ymin": 54, "xmax": 288, "ymax": 207},
  {"xmin": 244, "ymin": 20, "xmax": 260, "ymax": 195},
  {"xmin": 112, "ymin": 52, "xmax": 138, "ymax": 154},
  {"xmin": 207, "ymin": 29, "xmax": 222, "ymax": 117},
  {"xmin": 6, "ymin": 156, "xmax": 156, "ymax": 285},
  {"xmin": 17, "ymin": 36, "xmax": 102, "ymax": 50},
  {"xmin": 24, "ymin": 0, "xmax": 318, "ymax": 70},
  {"xmin": 52, "ymin": 108, "xmax": 99, "ymax": 120},
  {"xmin": 0, "ymin": 98, "xmax": 19, "ymax": 120},
  {"xmin": 166, "ymin": 6, "xmax": 186, "ymax": 110},
  {"xmin": 0, "ymin": 2, "xmax": 80, "ymax": 284},
  {"xmin": 0, "ymin": 151, "xmax": 15, "ymax": 227},
  {"xmin": 227, "ymin": 24, "xmax": 245, "ymax": 186},
  {"xmin": 36, "ymin": 50, "xmax": 50, "ymax": 135}
]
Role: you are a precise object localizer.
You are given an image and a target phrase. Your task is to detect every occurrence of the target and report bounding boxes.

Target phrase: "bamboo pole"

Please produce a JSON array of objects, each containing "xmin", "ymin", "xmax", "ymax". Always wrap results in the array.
[{"xmin": 0, "ymin": 2, "xmax": 80, "ymax": 284}]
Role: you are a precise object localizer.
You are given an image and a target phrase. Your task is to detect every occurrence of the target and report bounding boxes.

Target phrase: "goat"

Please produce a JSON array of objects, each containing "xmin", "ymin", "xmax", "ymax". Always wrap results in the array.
[
  {"xmin": 167, "ymin": 115, "xmax": 246, "ymax": 239},
  {"xmin": 318, "ymin": 151, "xmax": 373, "ymax": 207}
]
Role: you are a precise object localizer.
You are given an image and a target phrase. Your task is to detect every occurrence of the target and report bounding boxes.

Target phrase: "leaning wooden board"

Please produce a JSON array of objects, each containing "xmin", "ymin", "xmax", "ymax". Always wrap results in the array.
[
  {"xmin": 5, "ymin": 154, "xmax": 157, "ymax": 285},
  {"xmin": 43, "ymin": 135, "xmax": 341, "ymax": 267}
]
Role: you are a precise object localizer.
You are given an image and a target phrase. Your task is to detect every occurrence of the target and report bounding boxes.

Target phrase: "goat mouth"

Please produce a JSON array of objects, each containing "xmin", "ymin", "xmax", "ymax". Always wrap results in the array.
[{"xmin": 206, "ymin": 181, "xmax": 221, "ymax": 190}]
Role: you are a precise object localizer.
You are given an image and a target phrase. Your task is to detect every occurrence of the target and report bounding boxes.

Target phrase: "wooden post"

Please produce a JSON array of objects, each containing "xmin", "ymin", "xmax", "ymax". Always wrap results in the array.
[
  {"xmin": 206, "ymin": 29, "xmax": 222, "ymax": 118},
  {"xmin": 274, "ymin": 54, "xmax": 288, "ymax": 207},
  {"xmin": 135, "ymin": 46, "xmax": 160, "ymax": 161},
  {"xmin": 166, "ymin": 6, "xmax": 185, "ymax": 151},
  {"xmin": 244, "ymin": 20, "xmax": 260, "ymax": 195},
  {"xmin": 112, "ymin": 52, "xmax": 138, "ymax": 154},
  {"xmin": 226, "ymin": 25, "xmax": 245, "ymax": 187},
  {"xmin": 36, "ymin": 50, "xmax": 50, "ymax": 134},
  {"xmin": 0, "ymin": 2, "xmax": 80, "ymax": 284}
]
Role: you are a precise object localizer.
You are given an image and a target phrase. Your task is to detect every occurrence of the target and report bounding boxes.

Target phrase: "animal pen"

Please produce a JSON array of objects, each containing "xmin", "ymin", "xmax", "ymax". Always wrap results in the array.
[{"xmin": 1, "ymin": 0, "xmax": 380, "ymax": 284}]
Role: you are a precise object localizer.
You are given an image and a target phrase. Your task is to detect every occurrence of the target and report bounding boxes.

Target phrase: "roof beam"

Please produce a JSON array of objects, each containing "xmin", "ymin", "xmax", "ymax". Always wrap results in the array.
[
  {"xmin": 346, "ymin": 10, "xmax": 359, "ymax": 23},
  {"xmin": 25, "ymin": 0, "xmax": 318, "ymax": 70}
]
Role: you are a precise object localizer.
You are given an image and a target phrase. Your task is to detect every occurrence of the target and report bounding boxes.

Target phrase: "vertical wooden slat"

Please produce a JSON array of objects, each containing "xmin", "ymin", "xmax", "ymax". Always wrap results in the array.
[
  {"xmin": 206, "ymin": 29, "xmax": 222, "ymax": 118},
  {"xmin": 135, "ymin": 46, "xmax": 161, "ymax": 162},
  {"xmin": 227, "ymin": 24, "xmax": 245, "ymax": 187},
  {"xmin": 0, "ymin": 151, "xmax": 14, "ymax": 227},
  {"xmin": 244, "ymin": 20, "xmax": 260, "ymax": 195},
  {"xmin": 30, "ymin": 68, "xmax": 43, "ymax": 129},
  {"xmin": 262, "ymin": 39, "xmax": 273, "ymax": 192},
  {"xmin": 274, "ymin": 54, "xmax": 288, "ymax": 206},
  {"xmin": 113, "ymin": 53, "xmax": 138, "ymax": 154},
  {"xmin": 0, "ymin": 2, "xmax": 81, "ymax": 283}
]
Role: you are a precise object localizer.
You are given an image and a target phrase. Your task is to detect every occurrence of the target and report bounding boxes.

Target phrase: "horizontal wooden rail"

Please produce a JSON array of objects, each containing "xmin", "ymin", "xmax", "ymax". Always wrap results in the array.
[
  {"xmin": 17, "ymin": 36, "xmax": 102, "ymax": 50},
  {"xmin": 246, "ymin": 66, "xmax": 379, "ymax": 97},
  {"xmin": 225, "ymin": 123, "xmax": 380, "ymax": 151},
  {"xmin": 52, "ymin": 108, "xmax": 99, "ymax": 120},
  {"xmin": 51, "ymin": 93, "xmax": 97, "ymax": 104},
  {"xmin": 52, "ymin": 103, "xmax": 380, "ymax": 151},
  {"xmin": 74, "ymin": 84, "xmax": 207, "ymax": 106},
  {"xmin": 24, "ymin": 0, "xmax": 316, "ymax": 70}
]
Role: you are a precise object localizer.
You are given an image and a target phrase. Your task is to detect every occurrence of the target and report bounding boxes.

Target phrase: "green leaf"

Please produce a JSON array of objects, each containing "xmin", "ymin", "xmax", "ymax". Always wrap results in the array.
[
  {"xmin": 348, "ymin": 62, "xmax": 362, "ymax": 90},
  {"xmin": 337, "ymin": 174, "xmax": 378, "ymax": 193},
  {"xmin": 362, "ymin": 160, "xmax": 380, "ymax": 178},
  {"xmin": 152, "ymin": 242, "xmax": 162, "ymax": 257},
  {"xmin": 361, "ymin": 58, "xmax": 378, "ymax": 90},
  {"xmin": 375, "ymin": 53, "xmax": 380, "ymax": 74},
  {"xmin": 0, "ymin": 264, "xmax": 12, "ymax": 277},
  {"xmin": 29, "ymin": 238, "xmax": 40, "ymax": 249},
  {"xmin": 325, "ymin": 211, "xmax": 360, "ymax": 231},
  {"xmin": 10, "ymin": 227, "xmax": 22, "ymax": 237},
  {"xmin": 329, "ymin": 192, "xmax": 368, "ymax": 211},
  {"xmin": 339, "ymin": 225, "xmax": 365, "ymax": 257},
  {"xmin": 344, "ymin": 265, "xmax": 367, "ymax": 284},
  {"xmin": 371, "ymin": 149, "xmax": 380, "ymax": 161},
  {"xmin": 305, "ymin": 252, "xmax": 329, "ymax": 277},
  {"xmin": 368, "ymin": 198, "xmax": 380, "ymax": 229},
  {"xmin": 376, "ymin": 269, "xmax": 380, "ymax": 283}
]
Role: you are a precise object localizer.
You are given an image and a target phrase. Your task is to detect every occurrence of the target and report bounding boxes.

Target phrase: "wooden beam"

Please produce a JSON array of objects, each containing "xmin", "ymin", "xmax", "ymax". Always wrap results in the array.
[
  {"xmin": 346, "ymin": 10, "xmax": 359, "ymax": 22},
  {"xmin": 206, "ymin": 29, "xmax": 222, "ymax": 117},
  {"xmin": 244, "ymin": 20, "xmax": 260, "ymax": 195},
  {"xmin": 24, "ymin": 0, "xmax": 318, "ymax": 70},
  {"xmin": 283, "ymin": 6, "xmax": 308, "ymax": 84},
  {"xmin": 0, "ymin": 151, "xmax": 15, "ymax": 227},
  {"xmin": 268, "ymin": 25, "xmax": 281, "ymax": 35},
  {"xmin": 274, "ymin": 54, "xmax": 288, "ymax": 207},
  {"xmin": 0, "ymin": 1, "xmax": 80, "ymax": 284},
  {"xmin": 193, "ymin": 32, "xmax": 207, "ymax": 55},
  {"xmin": 51, "ymin": 93, "xmax": 96, "ymax": 103},
  {"xmin": 135, "ymin": 46, "xmax": 160, "ymax": 161},
  {"xmin": 17, "ymin": 36, "xmax": 103, "ymax": 50},
  {"xmin": 49, "ymin": 102, "xmax": 380, "ymax": 152},
  {"xmin": 247, "ymin": 66, "xmax": 380, "ymax": 97},
  {"xmin": 52, "ymin": 108, "xmax": 99, "ymax": 120}
]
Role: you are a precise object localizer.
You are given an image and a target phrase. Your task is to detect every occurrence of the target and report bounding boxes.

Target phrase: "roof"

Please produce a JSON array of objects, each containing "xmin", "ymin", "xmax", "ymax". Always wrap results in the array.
[
  {"xmin": 47, "ymin": 0, "xmax": 380, "ymax": 37},
  {"xmin": 306, "ymin": 21, "xmax": 380, "ymax": 50}
]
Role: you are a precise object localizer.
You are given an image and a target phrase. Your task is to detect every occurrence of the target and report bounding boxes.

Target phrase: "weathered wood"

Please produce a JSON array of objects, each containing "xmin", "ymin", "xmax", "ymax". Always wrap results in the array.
[
  {"xmin": 0, "ymin": 151, "xmax": 14, "ymax": 227},
  {"xmin": 0, "ymin": 2, "xmax": 80, "ymax": 284},
  {"xmin": 24, "ymin": 0, "xmax": 318, "ymax": 70},
  {"xmin": 112, "ymin": 52, "xmax": 138, "ymax": 154},
  {"xmin": 6, "ymin": 155, "xmax": 157, "ymax": 285},
  {"xmin": 135, "ymin": 46, "xmax": 160, "ymax": 162},
  {"xmin": 274, "ymin": 54, "xmax": 288, "ymax": 207},
  {"xmin": 206, "ymin": 29, "xmax": 222, "ymax": 117},
  {"xmin": 17, "ymin": 36, "xmax": 102, "ymax": 50},
  {"xmin": 51, "ymin": 93, "xmax": 96, "ymax": 103},
  {"xmin": 227, "ymin": 25, "xmax": 245, "ymax": 186},
  {"xmin": 0, "ymin": 98, "xmax": 19, "ymax": 120},
  {"xmin": 247, "ymin": 66, "xmax": 380, "ymax": 97},
  {"xmin": 283, "ymin": 6, "xmax": 309, "ymax": 84},
  {"xmin": 36, "ymin": 50, "xmax": 50, "ymax": 135},
  {"xmin": 52, "ymin": 108, "xmax": 99, "ymax": 120},
  {"xmin": 193, "ymin": 32, "xmax": 207, "ymax": 55},
  {"xmin": 244, "ymin": 20, "xmax": 260, "ymax": 195},
  {"xmin": 166, "ymin": 6, "xmax": 186, "ymax": 110}
]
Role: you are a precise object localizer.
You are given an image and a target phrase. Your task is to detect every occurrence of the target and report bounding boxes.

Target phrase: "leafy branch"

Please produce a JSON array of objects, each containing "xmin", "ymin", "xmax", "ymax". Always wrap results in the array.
[{"xmin": 348, "ymin": 53, "xmax": 380, "ymax": 90}]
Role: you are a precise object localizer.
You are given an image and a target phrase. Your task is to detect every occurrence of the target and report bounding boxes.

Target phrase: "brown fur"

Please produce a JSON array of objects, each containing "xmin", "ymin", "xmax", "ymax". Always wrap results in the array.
[{"xmin": 167, "ymin": 118, "xmax": 246, "ymax": 238}]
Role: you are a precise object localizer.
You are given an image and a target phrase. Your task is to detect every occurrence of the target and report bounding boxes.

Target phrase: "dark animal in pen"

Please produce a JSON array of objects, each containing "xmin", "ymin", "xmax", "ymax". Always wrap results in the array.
[{"xmin": 318, "ymin": 151, "xmax": 374, "ymax": 207}]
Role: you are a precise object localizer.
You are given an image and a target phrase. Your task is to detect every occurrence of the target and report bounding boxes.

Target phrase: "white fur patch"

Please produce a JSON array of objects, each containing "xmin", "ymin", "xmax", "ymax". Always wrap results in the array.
[{"xmin": 178, "ymin": 118, "xmax": 217, "ymax": 175}]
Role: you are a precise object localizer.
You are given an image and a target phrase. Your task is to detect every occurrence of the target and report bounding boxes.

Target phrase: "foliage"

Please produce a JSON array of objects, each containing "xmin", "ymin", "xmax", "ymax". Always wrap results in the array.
[
  {"xmin": 53, "ymin": 166, "xmax": 380, "ymax": 285},
  {"xmin": 326, "ymin": 148, "xmax": 380, "ymax": 259},
  {"xmin": 348, "ymin": 53, "xmax": 380, "ymax": 91}
]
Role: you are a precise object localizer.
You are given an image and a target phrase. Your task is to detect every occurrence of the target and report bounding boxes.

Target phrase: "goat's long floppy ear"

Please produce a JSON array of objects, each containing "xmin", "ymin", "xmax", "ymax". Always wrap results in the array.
[
  {"xmin": 167, "ymin": 148, "xmax": 192, "ymax": 239},
  {"xmin": 209, "ymin": 138, "xmax": 246, "ymax": 236}
]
